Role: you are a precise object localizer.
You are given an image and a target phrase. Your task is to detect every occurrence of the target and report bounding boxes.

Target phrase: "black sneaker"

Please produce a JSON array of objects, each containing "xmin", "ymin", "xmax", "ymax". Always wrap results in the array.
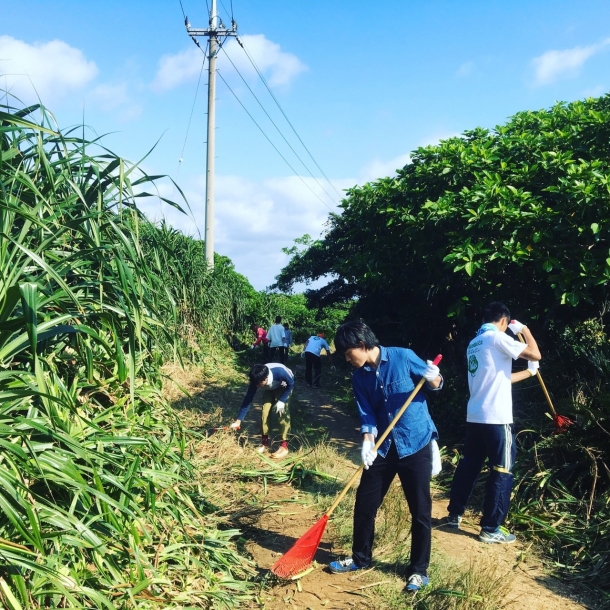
[{"xmin": 445, "ymin": 514, "xmax": 462, "ymax": 529}]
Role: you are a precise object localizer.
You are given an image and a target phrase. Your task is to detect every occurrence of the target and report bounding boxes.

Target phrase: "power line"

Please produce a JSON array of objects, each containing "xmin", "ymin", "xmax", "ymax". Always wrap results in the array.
[
  {"xmin": 214, "ymin": 68, "xmax": 335, "ymax": 212},
  {"xmin": 221, "ymin": 45, "xmax": 338, "ymax": 206},
  {"xmin": 218, "ymin": 0, "xmax": 232, "ymax": 23},
  {"xmin": 177, "ymin": 52, "xmax": 207, "ymax": 177},
  {"xmin": 238, "ymin": 37, "xmax": 343, "ymax": 200},
  {"xmin": 184, "ymin": 5, "xmax": 336, "ymax": 217},
  {"xmin": 178, "ymin": 0, "xmax": 187, "ymax": 21}
]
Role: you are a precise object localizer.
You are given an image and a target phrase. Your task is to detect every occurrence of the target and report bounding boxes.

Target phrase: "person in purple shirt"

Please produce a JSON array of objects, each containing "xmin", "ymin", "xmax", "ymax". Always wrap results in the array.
[
  {"xmin": 230, "ymin": 362, "xmax": 294, "ymax": 459},
  {"xmin": 328, "ymin": 320, "xmax": 442, "ymax": 594}
]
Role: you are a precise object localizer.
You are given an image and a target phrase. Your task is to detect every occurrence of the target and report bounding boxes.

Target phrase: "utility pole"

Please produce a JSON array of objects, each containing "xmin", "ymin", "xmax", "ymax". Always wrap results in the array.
[{"xmin": 186, "ymin": 2, "xmax": 237, "ymax": 269}]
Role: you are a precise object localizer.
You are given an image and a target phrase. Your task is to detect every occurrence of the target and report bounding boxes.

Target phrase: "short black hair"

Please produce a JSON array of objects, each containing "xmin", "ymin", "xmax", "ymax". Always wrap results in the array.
[
  {"xmin": 334, "ymin": 320, "xmax": 379, "ymax": 352},
  {"xmin": 275, "ymin": 315, "xmax": 282, "ymax": 324},
  {"xmin": 283, "ymin": 323, "xmax": 290, "ymax": 328},
  {"xmin": 249, "ymin": 364, "xmax": 269, "ymax": 385},
  {"xmin": 482, "ymin": 301, "xmax": 511, "ymax": 324}
]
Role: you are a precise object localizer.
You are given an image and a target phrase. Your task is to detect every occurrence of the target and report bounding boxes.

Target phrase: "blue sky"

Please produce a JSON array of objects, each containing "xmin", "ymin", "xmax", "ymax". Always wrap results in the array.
[{"xmin": 2, "ymin": 0, "xmax": 610, "ymax": 289}]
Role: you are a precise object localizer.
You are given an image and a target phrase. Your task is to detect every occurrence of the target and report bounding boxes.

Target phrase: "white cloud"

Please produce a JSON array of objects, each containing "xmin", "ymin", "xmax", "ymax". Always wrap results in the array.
[
  {"xmin": 151, "ymin": 34, "xmax": 307, "ymax": 92},
  {"xmin": 224, "ymin": 34, "xmax": 307, "ymax": 87},
  {"xmin": 582, "ymin": 84, "xmax": 607, "ymax": 98},
  {"xmin": 359, "ymin": 133, "xmax": 462, "ymax": 183},
  {"xmin": 151, "ymin": 46, "xmax": 202, "ymax": 92},
  {"xmin": 456, "ymin": 61, "xmax": 474, "ymax": 78},
  {"xmin": 532, "ymin": 38, "xmax": 610, "ymax": 86},
  {"xmin": 360, "ymin": 153, "xmax": 411, "ymax": 182},
  {"xmin": 138, "ymin": 171, "xmax": 342, "ymax": 289},
  {"xmin": 90, "ymin": 82, "xmax": 143, "ymax": 122},
  {"xmin": 0, "ymin": 35, "xmax": 97, "ymax": 104},
  {"xmin": 139, "ymin": 139, "xmax": 469, "ymax": 289}
]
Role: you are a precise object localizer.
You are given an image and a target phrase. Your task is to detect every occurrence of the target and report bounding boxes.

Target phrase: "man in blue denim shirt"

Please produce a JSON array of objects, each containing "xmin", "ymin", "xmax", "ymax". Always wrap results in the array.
[{"xmin": 329, "ymin": 321, "xmax": 442, "ymax": 593}]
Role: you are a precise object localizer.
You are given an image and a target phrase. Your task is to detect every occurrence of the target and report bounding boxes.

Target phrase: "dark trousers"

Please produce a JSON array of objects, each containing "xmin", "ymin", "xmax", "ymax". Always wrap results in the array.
[
  {"xmin": 279, "ymin": 346, "xmax": 288, "ymax": 364},
  {"xmin": 447, "ymin": 423, "xmax": 516, "ymax": 531},
  {"xmin": 352, "ymin": 442, "xmax": 432, "ymax": 576},
  {"xmin": 305, "ymin": 352, "xmax": 321, "ymax": 387},
  {"xmin": 269, "ymin": 346, "xmax": 283, "ymax": 363}
]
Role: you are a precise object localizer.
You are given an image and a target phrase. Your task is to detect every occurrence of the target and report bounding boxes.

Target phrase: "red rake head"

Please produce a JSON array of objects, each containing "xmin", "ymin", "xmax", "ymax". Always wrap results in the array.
[
  {"xmin": 271, "ymin": 514, "xmax": 329, "ymax": 579},
  {"xmin": 553, "ymin": 413, "xmax": 574, "ymax": 435}
]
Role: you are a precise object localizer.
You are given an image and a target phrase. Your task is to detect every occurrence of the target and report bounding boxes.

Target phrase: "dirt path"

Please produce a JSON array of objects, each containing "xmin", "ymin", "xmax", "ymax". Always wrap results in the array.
[{"xmin": 239, "ymin": 363, "xmax": 592, "ymax": 610}]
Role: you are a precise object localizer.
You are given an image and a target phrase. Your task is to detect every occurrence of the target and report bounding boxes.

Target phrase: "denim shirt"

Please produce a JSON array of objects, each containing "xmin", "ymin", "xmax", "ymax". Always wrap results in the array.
[
  {"xmin": 353, "ymin": 346, "xmax": 440, "ymax": 458},
  {"xmin": 236, "ymin": 363, "xmax": 294, "ymax": 421}
]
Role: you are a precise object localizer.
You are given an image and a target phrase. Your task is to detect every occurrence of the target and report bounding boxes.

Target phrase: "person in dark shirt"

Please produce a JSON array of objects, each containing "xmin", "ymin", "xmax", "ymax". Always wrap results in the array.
[{"xmin": 230, "ymin": 362, "xmax": 294, "ymax": 459}]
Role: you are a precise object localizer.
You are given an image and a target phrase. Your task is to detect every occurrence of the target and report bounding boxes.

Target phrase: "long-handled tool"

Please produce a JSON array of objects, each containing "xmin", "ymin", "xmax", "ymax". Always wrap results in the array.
[
  {"xmin": 270, "ymin": 354, "xmax": 442, "ymax": 579},
  {"xmin": 516, "ymin": 332, "xmax": 572, "ymax": 434}
]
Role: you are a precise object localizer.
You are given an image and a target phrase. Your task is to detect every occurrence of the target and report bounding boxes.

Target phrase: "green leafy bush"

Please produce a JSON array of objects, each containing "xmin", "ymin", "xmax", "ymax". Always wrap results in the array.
[
  {"xmin": 275, "ymin": 94, "xmax": 610, "ymax": 349},
  {"xmin": 275, "ymin": 93, "xmax": 610, "ymax": 599}
]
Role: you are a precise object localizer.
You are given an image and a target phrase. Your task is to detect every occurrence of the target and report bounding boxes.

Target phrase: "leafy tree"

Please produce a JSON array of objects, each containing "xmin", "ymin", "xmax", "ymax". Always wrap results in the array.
[
  {"xmin": 275, "ymin": 94, "xmax": 610, "ymax": 351},
  {"xmin": 276, "ymin": 92, "xmax": 610, "ymax": 596},
  {"xmin": 253, "ymin": 291, "xmax": 351, "ymax": 343}
]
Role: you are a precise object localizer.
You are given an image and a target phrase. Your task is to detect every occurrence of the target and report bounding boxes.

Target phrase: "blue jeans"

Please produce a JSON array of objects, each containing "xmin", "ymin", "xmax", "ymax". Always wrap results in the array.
[
  {"xmin": 447, "ymin": 423, "xmax": 516, "ymax": 531},
  {"xmin": 352, "ymin": 442, "xmax": 432, "ymax": 576}
]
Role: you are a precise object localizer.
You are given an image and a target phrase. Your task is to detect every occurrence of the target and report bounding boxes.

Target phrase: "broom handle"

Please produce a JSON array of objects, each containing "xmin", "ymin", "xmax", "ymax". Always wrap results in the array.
[
  {"xmin": 325, "ymin": 354, "xmax": 442, "ymax": 518},
  {"xmin": 516, "ymin": 332, "xmax": 557, "ymax": 416}
]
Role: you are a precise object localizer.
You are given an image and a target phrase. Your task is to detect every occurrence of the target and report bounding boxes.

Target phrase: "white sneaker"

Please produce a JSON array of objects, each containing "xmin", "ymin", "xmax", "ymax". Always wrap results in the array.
[
  {"xmin": 255, "ymin": 445, "xmax": 268, "ymax": 454},
  {"xmin": 271, "ymin": 446, "xmax": 289, "ymax": 459}
]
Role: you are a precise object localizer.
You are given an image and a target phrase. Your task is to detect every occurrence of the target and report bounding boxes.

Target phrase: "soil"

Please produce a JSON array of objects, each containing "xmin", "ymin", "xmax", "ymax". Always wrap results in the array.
[{"xmin": 234, "ymin": 360, "xmax": 596, "ymax": 610}]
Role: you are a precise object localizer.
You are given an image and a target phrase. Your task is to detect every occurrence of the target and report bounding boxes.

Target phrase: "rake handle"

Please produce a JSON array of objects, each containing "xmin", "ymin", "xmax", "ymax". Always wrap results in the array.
[
  {"xmin": 516, "ymin": 332, "xmax": 557, "ymax": 416},
  {"xmin": 324, "ymin": 354, "xmax": 442, "ymax": 518}
]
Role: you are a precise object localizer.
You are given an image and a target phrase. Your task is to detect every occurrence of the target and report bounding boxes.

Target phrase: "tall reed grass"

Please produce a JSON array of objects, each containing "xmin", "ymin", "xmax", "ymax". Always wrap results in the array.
[{"xmin": 0, "ymin": 99, "xmax": 254, "ymax": 607}]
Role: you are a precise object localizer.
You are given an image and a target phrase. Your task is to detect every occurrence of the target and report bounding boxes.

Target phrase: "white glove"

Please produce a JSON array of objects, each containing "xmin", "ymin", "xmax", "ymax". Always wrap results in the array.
[
  {"xmin": 527, "ymin": 360, "xmax": 539, "ymax": 376},
  {"xmin": 508, "ymin": 319, "xmax": 525, "ymax": 334},
  {"xmin": 275, "ymin": 401, "xmax": 285, "ymax": 416},
  {"xmin": 423, "ymin": 360, "xmax": 440, "ymax": 382},
  {"xmin": 250, "ymin": 345, "xmax": 256, "ymax": 349},
  {"xmin": 229, "ymin": 420, "xmax": 241, "ymax": 430},
  {"xmin": 431, "ymin": 440, "xmax": 442, "ymax": 477},
  {"xmin": 361, "ymin": 440, "xmax": 377, "ymax": 470}
]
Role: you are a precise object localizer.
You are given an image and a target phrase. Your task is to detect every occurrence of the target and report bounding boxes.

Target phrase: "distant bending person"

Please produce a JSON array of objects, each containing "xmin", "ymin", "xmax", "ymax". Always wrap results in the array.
[
  {"xmin": 230, "ymin": 363, "xmax": 294, "ymax": 459},
  {"xmin": 302, "ymin": 333, "xmax": 334, "ymax": 388},
  {"xmin": 250, "ymin": 324, "xmax": 270, "ymax": 362},
  {"xmin": 445, "ymin": 301, "xmax": 541, "ymax": 543}
]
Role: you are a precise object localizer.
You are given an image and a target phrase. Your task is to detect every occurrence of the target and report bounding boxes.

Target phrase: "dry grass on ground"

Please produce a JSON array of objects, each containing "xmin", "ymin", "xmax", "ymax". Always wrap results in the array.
[{"xmin": 161, "ymin": 360, "xmax": 585, "ymax": 610}]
